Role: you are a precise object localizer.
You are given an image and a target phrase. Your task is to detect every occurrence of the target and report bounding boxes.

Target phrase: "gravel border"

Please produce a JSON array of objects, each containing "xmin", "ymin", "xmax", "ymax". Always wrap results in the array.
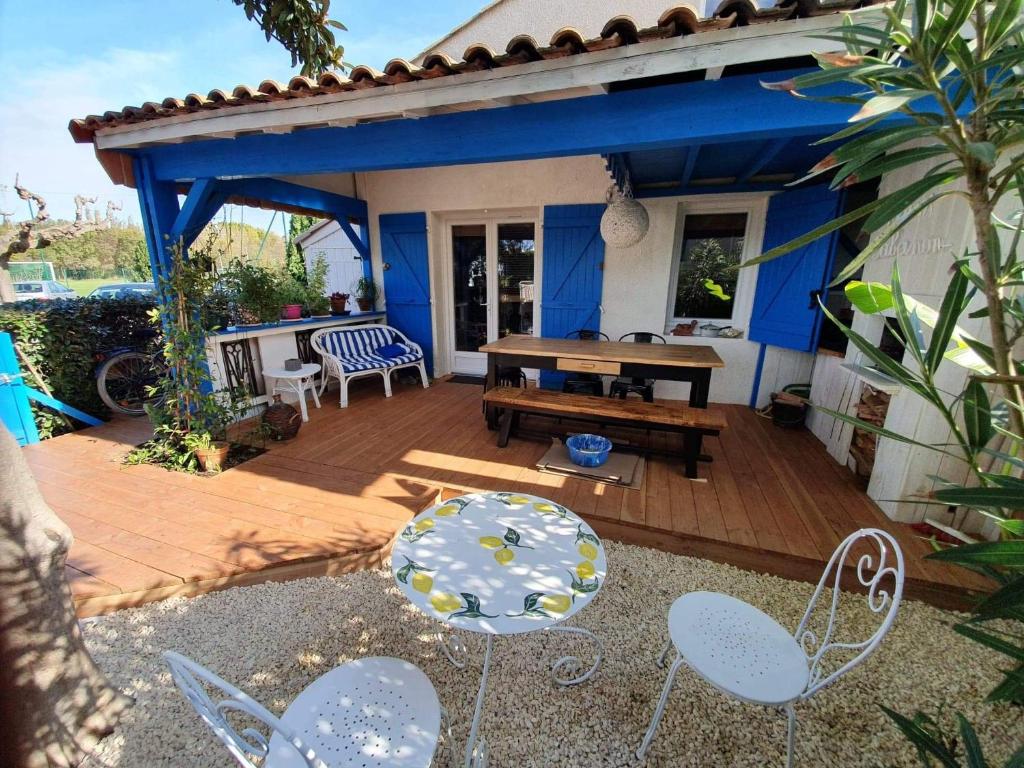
[{"xmin": 81, "ymin": 540, "xmax": 1019, "ymax": 767}]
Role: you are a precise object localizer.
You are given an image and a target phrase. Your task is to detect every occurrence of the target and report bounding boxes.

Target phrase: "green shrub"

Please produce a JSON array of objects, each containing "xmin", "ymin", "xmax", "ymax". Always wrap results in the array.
[{"xmin": 0, "ymin": 296, "xmax": 156, "ymax": 438}]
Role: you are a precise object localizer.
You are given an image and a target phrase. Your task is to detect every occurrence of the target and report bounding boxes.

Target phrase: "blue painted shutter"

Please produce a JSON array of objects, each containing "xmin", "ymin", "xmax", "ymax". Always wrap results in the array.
[
  {"xmin": 380, "ymin": 212, "xmax": 434, "ymax": 376},
  {"xmin": 539, "ymin": 204, "xmax": 606, "ymax": 389},
  {"xmin": 748, "ymin": 185, "xmax": 845, "ymax": 353},
  {"xmin": 0, "ymin": 332, "xmax": 39, "ymax": 446}
]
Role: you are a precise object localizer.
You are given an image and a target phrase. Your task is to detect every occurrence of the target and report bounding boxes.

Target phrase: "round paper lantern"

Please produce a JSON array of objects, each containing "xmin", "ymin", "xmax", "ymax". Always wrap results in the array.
[{"xmin": 600, "ymin": 185, "xmax": 649, "ymax": 248}]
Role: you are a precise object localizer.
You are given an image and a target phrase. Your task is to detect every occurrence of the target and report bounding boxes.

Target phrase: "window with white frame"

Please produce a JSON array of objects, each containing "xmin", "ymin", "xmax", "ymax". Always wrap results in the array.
[{"xmin": 669, "ymin": 212, "xmax": 748, "ymax": 321}]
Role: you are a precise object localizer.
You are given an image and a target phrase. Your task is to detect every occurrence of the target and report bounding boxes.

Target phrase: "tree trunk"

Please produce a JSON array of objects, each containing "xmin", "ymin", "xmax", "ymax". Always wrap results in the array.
[
  {"xmin": 965, "ymin": 173, "xmax": 1024, "ymax": 439},
  {"xmin": 0, "ymin": 425, "xmax": 131, "ymax": 766},
  {"xmin": 1, "ymin": 255, "xmax": 15, "ymax": 303}
]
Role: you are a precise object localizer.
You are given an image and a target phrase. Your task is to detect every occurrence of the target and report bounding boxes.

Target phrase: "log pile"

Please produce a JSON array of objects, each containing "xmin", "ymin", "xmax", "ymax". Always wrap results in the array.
[{"xmin": 849, "ymin": 384, "xmax": 891, "ymax": 478}]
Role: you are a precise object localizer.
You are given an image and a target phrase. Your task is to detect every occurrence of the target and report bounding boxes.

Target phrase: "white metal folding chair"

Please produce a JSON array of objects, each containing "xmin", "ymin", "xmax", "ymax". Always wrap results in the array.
[
  {"xmin": 164, "ymin": 651, "xmax": 453, "ymax": 768},
  {"xmin": 636, "ymin": 528, "xmax": 905, "ymax": 767}
]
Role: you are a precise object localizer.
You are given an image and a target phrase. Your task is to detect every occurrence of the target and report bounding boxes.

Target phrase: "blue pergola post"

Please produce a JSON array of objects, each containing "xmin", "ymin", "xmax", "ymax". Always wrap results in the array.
[{"xmin": 133, "ymin": 156, "xmax": 182, "ymax": 284}]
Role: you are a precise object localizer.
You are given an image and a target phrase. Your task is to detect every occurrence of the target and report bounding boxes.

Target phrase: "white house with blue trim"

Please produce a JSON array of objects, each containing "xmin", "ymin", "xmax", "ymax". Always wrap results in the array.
[{"xmin": 69, "ymin": 0, "xmax": 987, "ymax": 532}]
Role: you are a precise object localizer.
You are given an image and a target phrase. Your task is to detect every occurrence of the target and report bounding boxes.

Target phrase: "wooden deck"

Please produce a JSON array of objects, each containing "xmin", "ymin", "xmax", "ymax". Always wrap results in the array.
[{"xmin": 23, "ymin": 379, "xmax": 988, "ymax": 616}]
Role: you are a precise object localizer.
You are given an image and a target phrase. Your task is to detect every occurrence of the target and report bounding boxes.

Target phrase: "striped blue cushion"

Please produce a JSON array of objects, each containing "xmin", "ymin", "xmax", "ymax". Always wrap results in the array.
[{"xmin": 322, "ymin": 327, "xmax": 422, "ymax": 374}]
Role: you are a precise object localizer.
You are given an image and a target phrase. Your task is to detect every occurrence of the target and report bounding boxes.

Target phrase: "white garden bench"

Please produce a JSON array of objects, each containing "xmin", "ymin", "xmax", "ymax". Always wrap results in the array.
[{"xmin": 311, "ymin": 324, "xmax": 429, "ymax": 408}]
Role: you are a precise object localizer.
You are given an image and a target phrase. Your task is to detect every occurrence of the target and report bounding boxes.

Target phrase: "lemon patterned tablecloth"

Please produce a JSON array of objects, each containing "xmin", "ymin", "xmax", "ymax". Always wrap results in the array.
[{"xmin": 392, "ymin": 492, "xmax": 607, "ymax": 635}]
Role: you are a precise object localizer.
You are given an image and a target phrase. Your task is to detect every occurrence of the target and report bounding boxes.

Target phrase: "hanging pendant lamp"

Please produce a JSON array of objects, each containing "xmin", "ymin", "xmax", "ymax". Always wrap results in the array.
[{"xmin": 600, "ymin": 181, "xmax": 649, "ymax": 248}]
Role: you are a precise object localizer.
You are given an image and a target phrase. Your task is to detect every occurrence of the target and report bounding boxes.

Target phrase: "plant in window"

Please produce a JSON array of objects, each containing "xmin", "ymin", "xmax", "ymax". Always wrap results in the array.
[{"xmin": 675, "ymin": 238, "xmax": 738, "ymax": 319}]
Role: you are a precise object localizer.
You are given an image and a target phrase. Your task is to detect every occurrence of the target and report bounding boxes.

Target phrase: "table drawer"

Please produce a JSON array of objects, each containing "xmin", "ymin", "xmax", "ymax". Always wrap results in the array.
[{"xmin": 557, "ymin": 357, "xmax": 620, "ymax": 376}]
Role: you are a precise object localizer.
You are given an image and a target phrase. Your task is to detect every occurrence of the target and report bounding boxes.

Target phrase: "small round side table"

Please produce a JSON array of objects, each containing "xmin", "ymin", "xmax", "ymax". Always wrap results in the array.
[{"xmin": 263, "ymin": 363, "xmax": 321, "ymax": 421}]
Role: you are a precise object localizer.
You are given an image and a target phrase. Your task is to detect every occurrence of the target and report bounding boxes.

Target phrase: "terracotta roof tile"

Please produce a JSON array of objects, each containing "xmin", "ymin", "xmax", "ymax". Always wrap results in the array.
[{"xmin": 69, "ymin": 0, "xmax": 879, "ymax": 142}]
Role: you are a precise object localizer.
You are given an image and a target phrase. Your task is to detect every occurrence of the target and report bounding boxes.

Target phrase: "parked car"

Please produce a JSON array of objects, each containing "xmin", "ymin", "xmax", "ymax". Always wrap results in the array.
[
  {"xmin": 88, "ymin": 282, "xmax": 156, "ymax": 298},
  {"xmin": 13, "ymin": 280, "xmax": 77, "ymax": 301}
]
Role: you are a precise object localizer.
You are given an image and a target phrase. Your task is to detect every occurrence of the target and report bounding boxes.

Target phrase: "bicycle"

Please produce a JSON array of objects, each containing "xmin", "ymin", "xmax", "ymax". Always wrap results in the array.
[{"xmin": 95, "ymin": 347, "xmax": 167, "ymax": 416}]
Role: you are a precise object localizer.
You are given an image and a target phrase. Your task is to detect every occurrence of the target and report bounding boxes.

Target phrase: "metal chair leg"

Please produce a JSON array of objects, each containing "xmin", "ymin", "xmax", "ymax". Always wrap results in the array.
[
  {"xmin": 636, "ymin": 651, "xmax": 685, "ymax": 761},
  {"xmin": 656, "ymin": 637, "xmax": 673, "ymax": 669},
  {"xmin": 785, "ymin": 704, "xmax": 796, "ymax": 768}
]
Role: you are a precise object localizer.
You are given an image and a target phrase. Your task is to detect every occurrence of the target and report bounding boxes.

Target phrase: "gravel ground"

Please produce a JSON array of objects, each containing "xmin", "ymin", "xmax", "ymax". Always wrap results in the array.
[{"xmin": 82, "ymin": 541, "xmax": 1020, "ymax": 767}]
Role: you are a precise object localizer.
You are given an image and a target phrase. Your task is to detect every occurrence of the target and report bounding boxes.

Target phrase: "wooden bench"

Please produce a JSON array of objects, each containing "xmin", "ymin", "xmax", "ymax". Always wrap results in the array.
[{"xmin": 482, "ymin": 386, "xmax": 727, "ymax": 478}]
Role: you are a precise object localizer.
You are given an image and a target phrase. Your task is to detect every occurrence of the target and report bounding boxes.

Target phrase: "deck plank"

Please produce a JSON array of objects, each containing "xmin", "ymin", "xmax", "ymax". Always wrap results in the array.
[{"xmin": 22, "ymin": 380, "xmax": 987, "ymax": 615}]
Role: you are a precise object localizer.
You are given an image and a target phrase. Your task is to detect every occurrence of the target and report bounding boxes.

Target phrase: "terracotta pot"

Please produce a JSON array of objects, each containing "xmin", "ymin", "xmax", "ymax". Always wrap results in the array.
[
  {"xmin": 281, "ymin": 304, "xmax": 303, "ymax": 320},
  {"xmin": 195, "ymin": 442, "xmax": 230, "ymax": 472},
  {"xmin": 330, "ymin": 296, "xmax": 348, "ymax": 313},
  {"xmin": 356, "ymin": 297, "xmax": 373, "ymax": 312}
]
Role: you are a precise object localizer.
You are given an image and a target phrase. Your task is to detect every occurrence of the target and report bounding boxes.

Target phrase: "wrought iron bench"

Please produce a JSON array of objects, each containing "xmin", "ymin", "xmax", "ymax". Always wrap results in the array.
[
  {"xmin": 311, "ymin": 324, "xmax": 428, "ymax": 408},
  {"xmin": 482, "ymin": 386, "xmax": 726, "ymax": 478}
]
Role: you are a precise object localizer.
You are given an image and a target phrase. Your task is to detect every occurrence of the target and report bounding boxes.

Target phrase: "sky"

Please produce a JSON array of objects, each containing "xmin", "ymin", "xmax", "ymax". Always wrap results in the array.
[{"xmin": 0, "ymin": 0, "xmax": 485, "ymax": 229}]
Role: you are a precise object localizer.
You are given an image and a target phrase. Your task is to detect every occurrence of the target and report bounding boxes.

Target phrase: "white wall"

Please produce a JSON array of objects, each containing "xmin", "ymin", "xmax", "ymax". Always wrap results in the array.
[
  {"xmin": 300, "ymin": 154, "xmax": 810, "ymax": 405},
  {"xmin": 297, "ymin": 221, "xmax": 366, "ymax": 297},
  {"xmin": 414, "ymin": 0, "xmax": 775, "ymax": 62}
]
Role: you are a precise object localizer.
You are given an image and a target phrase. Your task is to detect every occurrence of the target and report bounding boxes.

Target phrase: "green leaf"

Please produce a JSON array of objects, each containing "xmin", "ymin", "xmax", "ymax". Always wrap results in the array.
[
  {"xmin": 813, "ymin": 405, "xmax": 951, "ymax": 454},
  {"xmin": 962, "ymin": 378, "xmax": 995, "ymax": 450},
  {"xmin": 845, "ymin": 281, "xmax": 894, "ymax": 314},
  {"xmin": 927, "ymin": 540, "xmax": 1024, "ymax": 567},
  {"xmin": 504, "ymin": 527, "xmax": 521, "ymax": 545},
  {"xmin": 926, "ymin": 267, "xmax": 970, "ymax": 374},
  {"xmin": 966, "ymin": 141, "xmax": 997, "ymax": 167},
  {"xmin": 849, "ymin": 89, "xmax": 931, "ymax": 121},
  {"xmin": 880, "ymin": 706, "xmax": 960, "ymax": 768},
  {"xmin": 819, "ymin": 303, "xmax": 932, "ymax": 401},
  {"xmin": 953, "ymin": 623, "xmax": 1024, "ymax": 662},
  {"xmin": 974, "ymin": 576, "xmax": 1024, "ymax": 620},
  {"xmin": 957, "ymin": 714, "xmax": 986, "ymax": 768},
  {"xmin": 933, "ymin": 485, "xmax": 1024, "ymax": 510}
]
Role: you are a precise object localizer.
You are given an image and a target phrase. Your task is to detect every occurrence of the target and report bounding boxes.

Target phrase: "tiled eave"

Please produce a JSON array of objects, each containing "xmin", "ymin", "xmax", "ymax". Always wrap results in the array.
[{"xmin": 70, "ymin": 1, "xmax": 883, "ymax": 148}]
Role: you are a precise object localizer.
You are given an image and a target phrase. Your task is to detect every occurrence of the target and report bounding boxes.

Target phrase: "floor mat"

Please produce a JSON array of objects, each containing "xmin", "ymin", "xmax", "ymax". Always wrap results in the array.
[
  {"xmin": 536, "ymin": 438, "xmax": 645, "ymax": 488},
  {"xmin": 448, "ymin": 374, "xmax": 485, "ymax": 385}
]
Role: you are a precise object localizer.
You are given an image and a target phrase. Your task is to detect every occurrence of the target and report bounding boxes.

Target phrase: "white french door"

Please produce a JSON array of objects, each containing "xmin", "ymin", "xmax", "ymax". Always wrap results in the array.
[{"xmin": 447, "ymin": 215, "xmax": 539, "ymax": 376}]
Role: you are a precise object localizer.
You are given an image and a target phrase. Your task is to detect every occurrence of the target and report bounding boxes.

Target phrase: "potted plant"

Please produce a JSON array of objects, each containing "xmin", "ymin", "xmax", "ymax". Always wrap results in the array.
[
  {"xmin": 306, "ymin": 255, "xmax": 331, "ymax": 317},
  {"xmin": 278, "ymin": 273, "xmax": 307, "ymax": 321},
  {"xmin": 353, "ymin": 277, "xmax": 379, "ymax": 312},
  {"xmin": 184, "ymin": 430, "xmax": 230, "ymax": 472},
  {"xmin": 330, "ymin": 291, "xmax": 350, "ymax": 314},
  {"xmin": 222, "ymin": 260, "xmax": 281, "ymax": 325}
]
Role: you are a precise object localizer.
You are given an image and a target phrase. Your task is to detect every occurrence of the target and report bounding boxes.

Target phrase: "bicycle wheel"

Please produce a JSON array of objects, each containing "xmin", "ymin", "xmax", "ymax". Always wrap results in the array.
[{"xmin": 97, "ymin": 351, "xmax": 162, "ymax": 416}]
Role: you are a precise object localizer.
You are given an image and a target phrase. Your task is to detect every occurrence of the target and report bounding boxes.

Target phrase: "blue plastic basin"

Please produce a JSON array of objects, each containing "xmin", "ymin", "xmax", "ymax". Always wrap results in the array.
[{"xmin": 565, "ymin": 434, "xmax": 612, "ymax": 468}]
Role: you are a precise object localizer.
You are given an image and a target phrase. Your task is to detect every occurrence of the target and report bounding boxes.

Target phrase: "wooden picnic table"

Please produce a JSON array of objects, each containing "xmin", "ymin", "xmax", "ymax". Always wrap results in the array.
[{"xmin": 479, "ymin": 336, "xmax": 725, "ymax": 407}]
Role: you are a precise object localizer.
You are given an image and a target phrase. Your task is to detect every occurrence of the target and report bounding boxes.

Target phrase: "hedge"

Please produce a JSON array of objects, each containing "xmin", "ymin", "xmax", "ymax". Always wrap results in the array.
[{"xmin": 0, "ymin": 296, "xmax": 157, "ymax": 438}]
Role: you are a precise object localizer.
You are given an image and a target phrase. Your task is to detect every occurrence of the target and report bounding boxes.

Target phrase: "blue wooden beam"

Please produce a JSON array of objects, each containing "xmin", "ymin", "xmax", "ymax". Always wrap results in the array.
[
  {"xmin": 169, "ymin": 178, "xmax": 226, "ymax": 247},
  {"xmin": 636, "ymin": 181, "xmax": 785, "ymax": 199},
  {"xmin": 680, "ymin": 145, "xmax": 700, "ymax": 187},
  {"xmin": 217, "ymin": 178, "xmax": 367, "ymax": 220},
  {"xmin": 25, "ymin": 388, "xmax": 103, "ymax": 427},
  {"xmin": 133, "ymin": 155, "xmax": 181, "ymax": 282},
  {"xmin": 140, "ymin": 70, "xmax": 867, "ymax": 182},
  {"xmin": 737, "ymin": 138, "xmax": 790, "ymax": 185},
  {"xmin": 336, "ymin": 218, "xmax": 369, "ymax": 260}
]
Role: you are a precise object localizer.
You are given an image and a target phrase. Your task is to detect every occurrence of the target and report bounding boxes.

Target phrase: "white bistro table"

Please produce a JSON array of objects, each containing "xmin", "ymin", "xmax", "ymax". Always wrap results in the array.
[
  {"xmin": 263, "ymin": 363, "xmax": 321, "ymax": 421},
  {"xmin": 392, "ymin": 491, "xmax": 606, "ymax": 767}
]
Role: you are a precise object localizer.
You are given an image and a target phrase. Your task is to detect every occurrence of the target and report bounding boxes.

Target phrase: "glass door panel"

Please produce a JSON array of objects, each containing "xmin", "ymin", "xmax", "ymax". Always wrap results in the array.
[
  {"xmin": 497, "ymin": 223, "xmax": 536, "ymax": 339},
  {"xmin": 452, "ymin": 224, "xmax": 487, "ymax": 353}
]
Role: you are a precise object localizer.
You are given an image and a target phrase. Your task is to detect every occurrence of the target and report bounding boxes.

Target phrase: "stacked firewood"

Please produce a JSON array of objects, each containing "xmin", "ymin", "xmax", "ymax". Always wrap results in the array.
[{"xmin": 850, "ymin": 384, "xmax": 891, "ymax": 478}]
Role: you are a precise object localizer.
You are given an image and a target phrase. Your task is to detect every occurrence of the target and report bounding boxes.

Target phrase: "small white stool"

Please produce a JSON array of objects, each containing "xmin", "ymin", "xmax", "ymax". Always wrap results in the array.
[{"xmin": 263, "ymin": 363, "xmax": 321, "ymax": 421}]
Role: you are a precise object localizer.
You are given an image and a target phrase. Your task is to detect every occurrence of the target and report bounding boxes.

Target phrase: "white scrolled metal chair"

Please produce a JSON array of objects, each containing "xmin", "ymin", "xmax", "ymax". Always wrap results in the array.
[
  {"xmin": 164, "ymin": 651, "xmax": 453, "ymax": 768},
  {"xmin": 311, "ymin": 324, "xmax": 429, "ymax": 408},
  {"xmin": 636, "ymin": 528, "xmax": 905, "ymax": 767}
]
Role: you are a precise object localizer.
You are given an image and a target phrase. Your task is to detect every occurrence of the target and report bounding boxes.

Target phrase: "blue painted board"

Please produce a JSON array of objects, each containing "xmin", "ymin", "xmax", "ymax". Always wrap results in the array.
[
  {"xmin": 539, "ymin": 204, "xmax": 606, "ymax": 390},
  {"xmin": 748, "ymin": 184, "xmax": 845, "ymax": 353},
  {"xmin": 0, "ymin": 332, "xmax": 39, "ymax": 446},
  {"xmin": 380, "ymin": 213, "xmax": 434, "ymax": 377},
  {"xmin": 142, "ymin": 70, "xmax": 872, "ymax": 182}
]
